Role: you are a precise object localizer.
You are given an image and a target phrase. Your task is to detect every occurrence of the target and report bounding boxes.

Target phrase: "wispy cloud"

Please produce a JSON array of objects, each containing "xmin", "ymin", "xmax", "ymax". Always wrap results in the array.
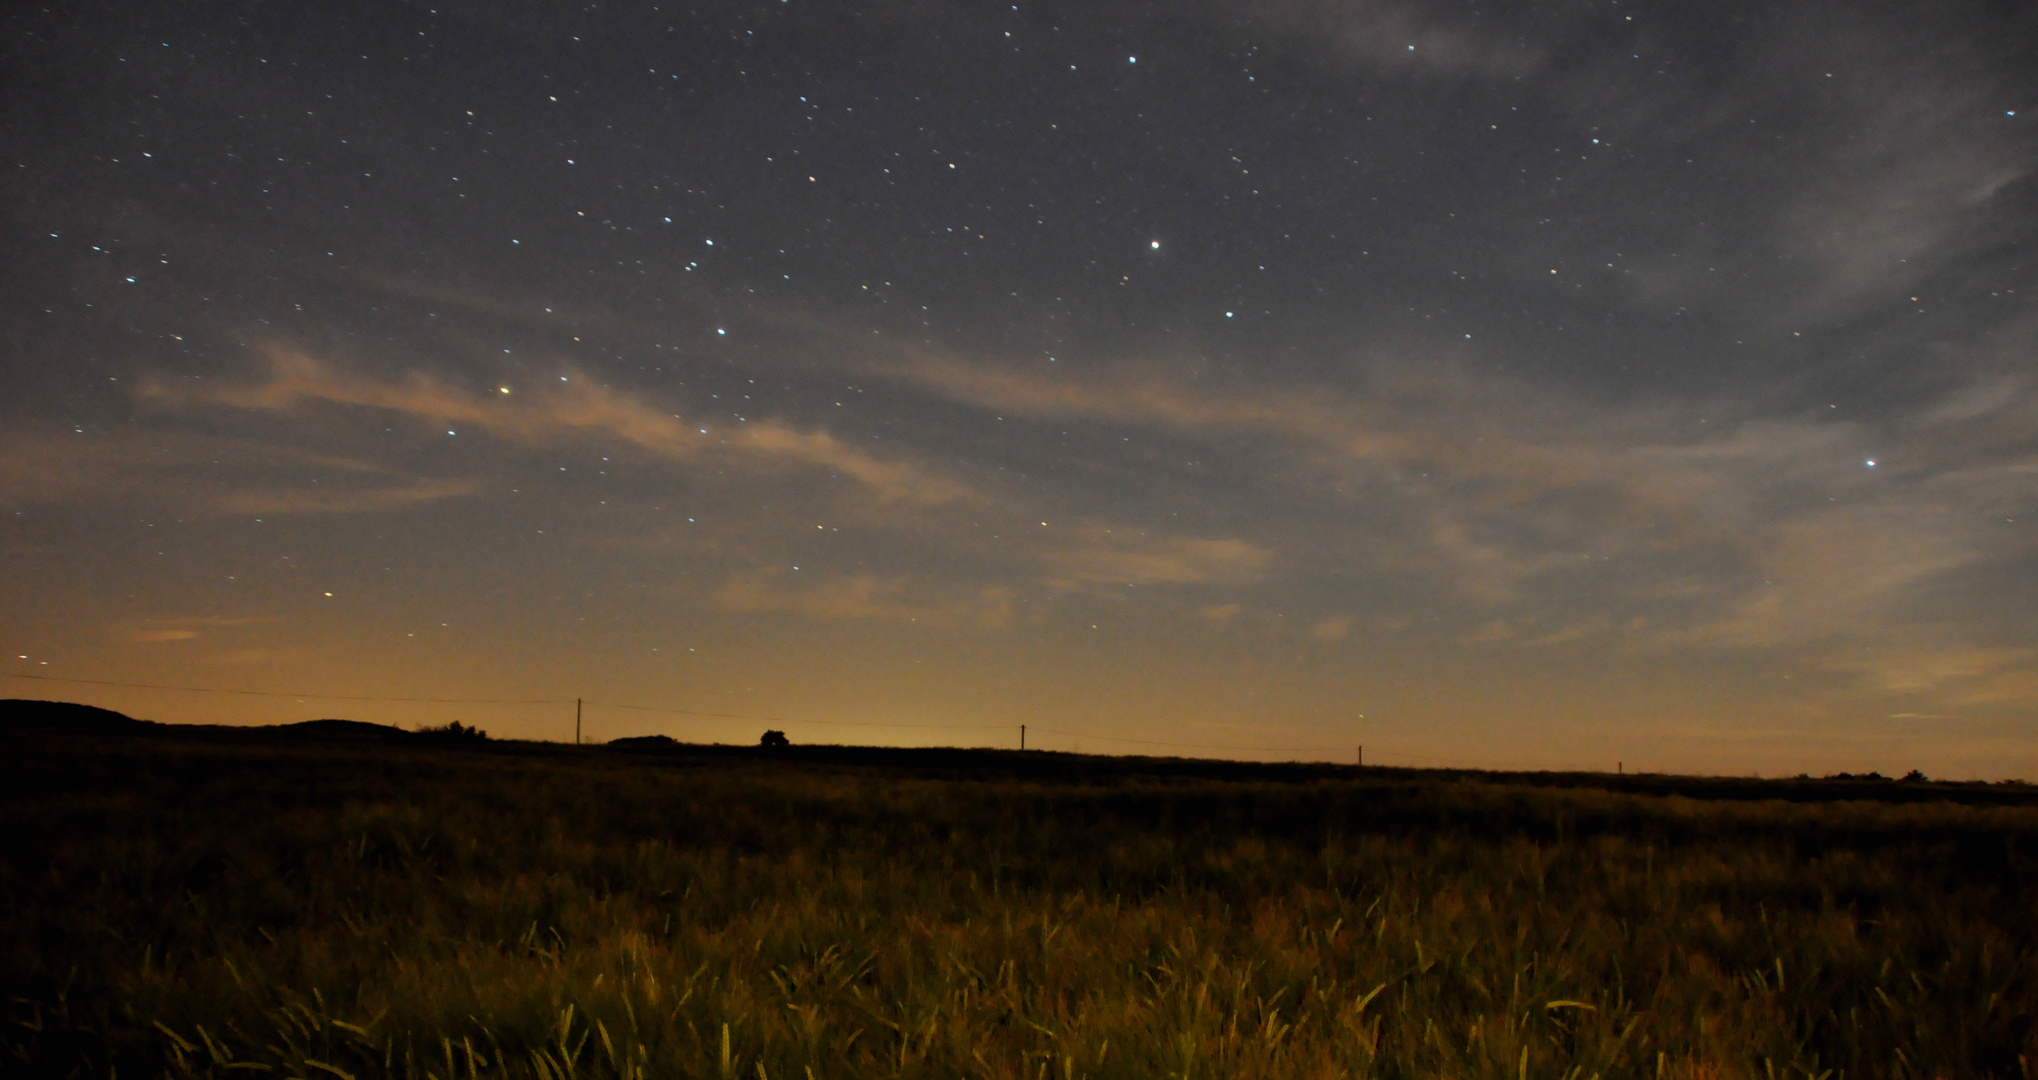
[
  {"xmin": 1779, "ymin": 82, "xmax": 2032, "ymax": 320},
  {"xmin": 1239, "ymin": 0, "xmax": 1544, "ymax": 79},
  {"xmin": 0, "ymin": 429, "xmax": 154, "ymax": 507},
  {"xmin": 1200, "ymin": 603, "xmax": 1245, "ymax": 625},
  {"xmin": 0, "ymin": 424, "xmax": 466, "ymax": 516},
  {"xmin": 1565, "ymin": 12, "xmax": 2034, "ymax": 325},
  {"xmin": 144, "ymin": 347, "xmax": 976, "ymax": 505},
  {"xmin": 715, "ymin": 569, "xmax": 1022, "ymax": 629},
  {"xmin": 1040, "ymin": 532, "xmax": 1272, "ymax": 593},
  {"xmin": 212, "ymin": 479, "xmax": 478, "ymax": 515},
  {"xmin": 872, "ymin": 346, "xmax": 2038, "ymax": 701},
  {"xmin": 1838, "ymin": 647, "xmax": 2038, "ymax": 705},
  {"xmin": 1308, "ymin": 615, "xmax": 1352, "ymax": 641},
  {"xmin": 123, "ymin": 616, "xmax": 274, "ymax": 644}
]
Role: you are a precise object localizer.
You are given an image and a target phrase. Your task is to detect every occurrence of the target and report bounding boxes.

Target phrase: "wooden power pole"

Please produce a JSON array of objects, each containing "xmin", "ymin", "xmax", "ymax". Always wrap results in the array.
[
  {"xmin": 1020, "ymin": 724, "xmax": 1027, "ymax": 751},
  {"xmin": 576, "ymin": 698, "xmax": 582, "ymax": 745}
]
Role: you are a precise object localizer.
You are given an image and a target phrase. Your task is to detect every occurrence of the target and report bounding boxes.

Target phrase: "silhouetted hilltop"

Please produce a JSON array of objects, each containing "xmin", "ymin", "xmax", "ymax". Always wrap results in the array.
[
  {"xmin": 274, "ymin": 718, "xmax": 413, "ymax": 741},
  {"xmin": 0, "ymin": 698, "xmax": 156, "ymax": 735},
  {"xmin": 607, "ymin": 734, "xmax": 677, "ymax": 749},
  {"xmin": 4, "ymin": 698, "xmax": 2033, "ymax": 807}
]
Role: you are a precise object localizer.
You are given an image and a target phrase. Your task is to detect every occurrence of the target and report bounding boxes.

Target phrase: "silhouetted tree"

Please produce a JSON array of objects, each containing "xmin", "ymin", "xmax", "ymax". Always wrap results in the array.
[
  {"xmin": 417, "ymin": 721, "xmax": 489, "ymax": 742},
  {"xmin": 760, "ymin": 729, "xmax": 789, "ymax": 747}
]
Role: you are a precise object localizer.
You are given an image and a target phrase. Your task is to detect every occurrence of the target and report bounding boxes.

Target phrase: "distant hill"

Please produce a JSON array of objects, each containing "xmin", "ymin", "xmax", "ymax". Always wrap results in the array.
[
  {"xmin": 272, "ymin": 718, "xmax": 413, "ymax": 742},
  {"xmin": 0, "ymin": 701, "xmax": 480, "ymax": 745},
  {"xmin": 607, "ymin": 734, "xmax": 677, "ymax": 749},
  {"xmin": 0, "ymin": 698, "xmax": 156, "ymax": 735}
]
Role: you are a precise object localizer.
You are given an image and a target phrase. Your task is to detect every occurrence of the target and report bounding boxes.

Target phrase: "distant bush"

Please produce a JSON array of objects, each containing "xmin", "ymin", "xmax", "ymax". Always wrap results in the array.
[
  {"xmin": 759, "ymin": 729, "xmax": 790, "ymax": 747},
  {"xmin": 414, "ymin": 720, "xmax": 488, "ymax": 742}
]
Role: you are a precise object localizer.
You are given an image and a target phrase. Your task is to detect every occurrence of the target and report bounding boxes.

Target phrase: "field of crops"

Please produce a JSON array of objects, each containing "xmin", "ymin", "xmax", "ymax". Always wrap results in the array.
[{"xmin": 4, "ymin": 717, "xmax": 2035, "ymax": 1079}]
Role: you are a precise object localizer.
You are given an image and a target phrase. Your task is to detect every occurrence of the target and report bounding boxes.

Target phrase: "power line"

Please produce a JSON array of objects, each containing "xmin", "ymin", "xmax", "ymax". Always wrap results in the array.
[
  {"xmin": 1, "ymin": 672, "xmax": 1007, "ymax": 733},
  {"xmin": 1029, "ymin": 726, "xmax": 1349, "ymax": 754},
  {"xmin": 2, "ymin": 671, "xmax": 563, "ymax": 705},
  {"xmin": 3, "ymin": 670, "xmax": 1431, "ymax": 760},
  {"xmin": 580, "ymin": 698, "xmax": 1007, "ymax": 731},
  {"xmin": 1025, "ymin": 727, "xmax": 1440, "ymax": 762}
]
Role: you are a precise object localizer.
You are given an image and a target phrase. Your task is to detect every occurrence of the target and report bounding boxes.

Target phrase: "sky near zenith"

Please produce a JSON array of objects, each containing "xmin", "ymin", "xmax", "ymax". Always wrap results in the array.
[{"xmin": 3, "ymin": 0, "xmax": 2036, "ymax": 776}]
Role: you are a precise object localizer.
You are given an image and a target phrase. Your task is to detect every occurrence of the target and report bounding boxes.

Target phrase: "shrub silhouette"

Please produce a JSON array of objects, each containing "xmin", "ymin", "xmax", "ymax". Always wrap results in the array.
[
  {"xmin": 416, "ymin": 721, "xmax": 489, "ymax": 742},
  {"xmin": 759, "ymin": 729, "xmax": 790, "ymax": 747}
]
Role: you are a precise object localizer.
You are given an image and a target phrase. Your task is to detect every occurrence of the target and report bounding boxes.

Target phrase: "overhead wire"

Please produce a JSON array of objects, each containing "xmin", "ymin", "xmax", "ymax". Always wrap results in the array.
[
  {"xmin": 3, "ymin": 669, "xmax": 1430, "ymax": 759},
  {"xmin": 1, "ymin": 671, "xmax": 563, "ymax": 705},
  {"xmin": 0, "ymin": 672, "xmax": 1017, "ymax": 733},
  {"xmin": 580, "ymin": 697, "xmax": 1007, "ymax": 731},
  {"xmin": 1027, "ymin": 726, "xmax": 1352, "ymax": 754}
]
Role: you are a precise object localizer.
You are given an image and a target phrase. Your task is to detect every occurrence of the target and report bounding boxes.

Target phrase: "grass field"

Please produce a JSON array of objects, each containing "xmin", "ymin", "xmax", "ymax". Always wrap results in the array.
[{"xmin": 3, "ymin": 714, "xmax": 2035, "ymax": 1079}]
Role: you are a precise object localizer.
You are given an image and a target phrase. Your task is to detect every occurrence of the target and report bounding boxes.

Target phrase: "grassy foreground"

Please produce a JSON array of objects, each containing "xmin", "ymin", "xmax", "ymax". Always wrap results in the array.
[{"xmin": 3, "ymin": 726, "xmax": 2036, "ymax": 1080}]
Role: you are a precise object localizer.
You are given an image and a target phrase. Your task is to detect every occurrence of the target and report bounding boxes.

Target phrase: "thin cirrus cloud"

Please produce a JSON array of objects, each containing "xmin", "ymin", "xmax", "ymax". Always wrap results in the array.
[
  {"xmin": 715, "ymin": 569, "xmax": 1024, "ymax": 630},
  {"xmin": 138, "ymin": 346, "xmax": 1286, "ymax": 612},
  {"xmin": 1237, "ymin": 0, "xmax": 1545, "ymax": 79},
  {"xmin": 708, "ymin": 520, "xmax": 1272, "ymax": 624},
  {"xmin": 871, "ymin": 346, "xmax": 2037, "ymax": 700},
  {"xmin": 1775, "ymin": 87, "xmax": 2031, "ymax": 322},
  {"xmin": 0, "ymin": 424, "xmax": 460, "ymax": 516},
  {"xmin": 100, "ymin": 327, "xmax": 2037, "ymax": 708},
  {"xmin": 211, "ymin": 479, "xmax": 480, "ymax": 516},
  {"xmin": 1308, "ymin": 616, "xmax": 1352, "ymax": 642},
  {"xmin": 1039, "ymin": 533, "xmax": 1272, "ymax": 593},
  {"xmin": 1434, "ymin": 4, "xmax": 2036, "ymax": 330},
  {"xmin": 0, "ymin": 429, "xmax": 148, "ymax": 507},
  {"xmin": 123, "ymin": 616, "xmax": 274, "ymax": 644},
  {"xmin": 1840, "ymin": 647, "xmax": 2038, "ymax": 706},
  {"xmin": 708, "ymin": 530, "xmax": 1271, "ymax": 627},
  {"xmin": 141, "ymin": 347, "xmax": 977, "ymax": 506}
]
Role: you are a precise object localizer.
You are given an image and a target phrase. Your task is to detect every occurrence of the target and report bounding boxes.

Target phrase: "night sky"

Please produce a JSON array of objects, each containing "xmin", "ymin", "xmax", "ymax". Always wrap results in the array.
[{"xmin": 5, "ymin": 0, "xmax": 2036, "ymax": 775}]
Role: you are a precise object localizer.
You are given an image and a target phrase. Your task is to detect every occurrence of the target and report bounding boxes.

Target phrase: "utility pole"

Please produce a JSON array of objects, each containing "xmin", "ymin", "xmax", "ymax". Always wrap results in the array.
[
  {"xmin": 1020, "ymin": 724, "xmax": 1026, "ymax": 751},
  {"xmin": 1357, "ymin": 745, "xmax": 1363, "ymax": 768},
  {"xmin": 576, "ymin": 698, "xmax": 582, "ymax": 745}
]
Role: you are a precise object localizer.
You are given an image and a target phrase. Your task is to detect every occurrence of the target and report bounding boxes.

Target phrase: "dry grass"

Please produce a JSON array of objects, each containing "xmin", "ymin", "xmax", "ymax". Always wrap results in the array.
[{"xmin": 3, "ymin": 733, "xmax": 2035, "ymax": 1078}]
